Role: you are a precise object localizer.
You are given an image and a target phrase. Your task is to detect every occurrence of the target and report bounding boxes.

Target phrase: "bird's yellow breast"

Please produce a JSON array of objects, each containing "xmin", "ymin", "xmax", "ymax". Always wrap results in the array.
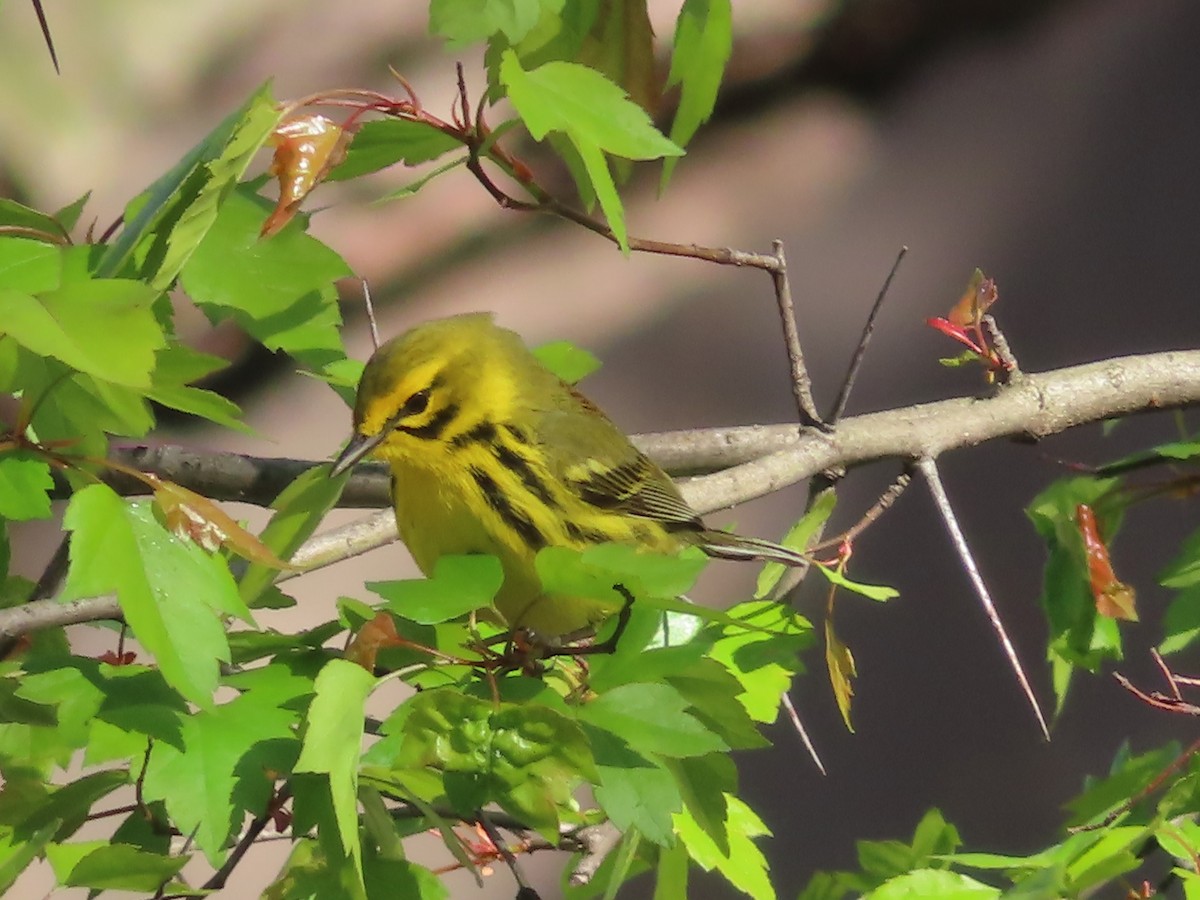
[{"xmin": 387, "ymin": 441, "xmax": 645, "ymax": 637}]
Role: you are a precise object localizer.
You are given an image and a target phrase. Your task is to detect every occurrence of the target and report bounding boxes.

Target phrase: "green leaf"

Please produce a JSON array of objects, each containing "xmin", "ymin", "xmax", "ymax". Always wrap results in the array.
[
  {"xmin": 61, "ymin": 485, "xmax": 242, "ymax": 709},
  {"xmin": 1160, "ymin": 525, "xmax": 1200, "ymax": 588},
  {"xmin": 368, "ymin": 555, "xmax": 504, "ymax": 624},
  {"xmin": 500, "ymin": 51, "xmax": 683, "ymax": 250},
  {"xmin": 587, "ymin": 727, "xmax": 681, "ymax": 846},
  {"xmin": 662, "ymin": 0, "xmax": 732, "ymax": 185},
  {"xmin": 240, "ymin": 463, "xmax": 350, "ymax": 606},
  {"xmin": 0, "ymin": 768, "xmax": 127, "ymax": 846},
  {"xmin": 577, "ymin": 682, "xmax": 727, "ymax": 759},
  {"xmin": 295, "ymin": 658, "xmax": 377, "ymax": 875},
  {"xmin": 0, "ymin": 201, "xmax": 72, "ymax": 246},
  {"xmin": 53, "ymin": 192, "xmax": 92, "ymax": 233},
  {"xmin": 0, "ymin": 238, "xmax": 62, "ymax": 292},
  {"xmin": 395, "ymin": 689, "xmax": 595, "ymax": 837},
  {"xmin": 869, "ymin": 869, "xmax": 999, "ymax": 898},
  {"xmin": 98, "ymin": 83, "xmax": 282, "ymax": 288},
  {"xmin": 0, "ymin": 453, "xmax": 53, "ymax": 520},
  {"xmin": 1026, "ymin": 476, "xmax": 1127, "ymax": 707},
  {"xmin": 146, "ymin": 343, "xmax": 246, "ymax": 431},
  {"xmin": 756, "ymin": 491, "xmax": 835, "ymax": 599},
  {"xmin": 180, "ymin": 185, "xmax": 352, "ymax": 386},
  {"xmin": 532, "ymin": 339, "xmax": 600, "ymax": 384},
  {"xmin": 675, "ymin": 794, "xmax": 774, "ymax": 900},
  {"xmin": 430, "ymin": 0, "xmax": 552, "ymax": 46},
  {"xmin": 45, "ymin": 841, "xmax": 188, "ymax": 892},
  {"xmin": 0, "ymin": 280, "xmax": 164, "ymax": 387},
  {"xmin": 0, "ymin": 820, "xmax": 57, "ymax": 893},
  {"xmin": 327, "ymin": 119, "xmax": 462, "ymax": 181},
  {"xmin": 815, "ymin": 563, "xmax": 899, "ymax": 602},
  {"xmin": 707, "ymin": 600, "xmax": 811, "ymax": 724},
  {"xmin": 665, "ymin": 752, "xmax": 736, "ymax": 855},
  {"xmin": 1161, "ymin": 584, "xmax": 1200, "ymax": 655},
  {"xmin": 142, "ymin": 674, "xmax": 304, "ymax": 865},
  {"xmin": 654, "ymin": 841, "xmax": 690, "ymax": 900}
]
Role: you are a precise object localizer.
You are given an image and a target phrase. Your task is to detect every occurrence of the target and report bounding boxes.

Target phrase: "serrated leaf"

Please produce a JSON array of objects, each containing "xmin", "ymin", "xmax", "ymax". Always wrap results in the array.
[
  {"xmin": 239, "ymin": 463, "xmax": 350, "ymax": 606},
  {"xmin": 587, "ymin": 727, "xmax": 680, "ymax": 846},
  {"xmin": 755, "ymin": 491, "xmax": 834, "ymax": 599},
  {"xmin": 0, "ymin": 238, "xmax": 62, "ymax": 292},
  {"xmin": 675, "ymin": 794, "xmax": 774, "ymax": 900},
  {"xmin": 327, "ymin": 119, "xmax": 462, "ymax": 181},
  {"xmin": 61, "ymin": 485, "xmax": 238, "ymax": 709},
  {"xmin": 577, "ymin": 682, "xmax": 726, "ymax": 759},
  {"xmin": 142, "ymin": 681, "xmax": 301, "ymax": 864},
  {"xmin": 0, "ymin": 453, "xmax": 53, "ymax": 520},
  {"xmin": 826, "ymin": 617, "xmax": 856, "ymax": 732},
  {"xmin": 295, "ymin": 658, "xmax": 376, "ymax": 874},
  {"xmin": 0, "ymin": 280, "xmax": 164, "ymax": 387},
  {"xmin": 180, "ymin": 186, "xmax": 351, "ymax": 382},
  {"xmin": 146, "ymin": 342, "xmax": 246, "ymax": 431},
  {"xmin": 46, "ymin": 840, "xmax": 188, "ymax": 892},
  {"xmin": 430, "ymin": 0, "xmax": 551, "ymax": 47},
  {"xmin": 500, "ymin": 51, "xmax": 682, "ymax": 251},
  {"xmin": 662, "ymin": 0, "xmax": 731, "ymax": 185},
  {"xmin": 368, "ymin": 555, "xmax": 504, "ymax": 624},
  {"xmin": 96, "ymin": 82, "xmax": 278, "ymax": 281},
  {"xmin": 870, "ymin": 869, "xmax": 998, "ymax": 898}
]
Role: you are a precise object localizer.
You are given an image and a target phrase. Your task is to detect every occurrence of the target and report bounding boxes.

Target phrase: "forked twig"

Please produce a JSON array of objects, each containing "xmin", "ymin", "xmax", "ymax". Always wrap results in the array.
[
  {"xmin": 769, "ymin": 240, "xmax": 823, "ymax": 429},
  {"xmin": 914, "ymin": 457, "xmax": 1050, "ymax": 740}
]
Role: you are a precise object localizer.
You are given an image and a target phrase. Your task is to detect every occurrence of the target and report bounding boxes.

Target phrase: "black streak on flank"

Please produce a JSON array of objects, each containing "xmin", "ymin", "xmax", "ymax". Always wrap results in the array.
[
  {"xmin": 399, "ymin": 403, "xmax": 459, "ymax": 441},
  {"xmin": 493, "ymin": 441, "xmax": 559, "ymax": 509},
  {"xmin": 450, "ymin": 419, "xmax": 498, "ymax": 449},
  {"xmin": 502, "ymin": 423, "xmax": 530, "ymax": 445},
  {"xmin": 565, "ymin": 521, "xmax": 612, "ymax": 545},
  {"xmin": 470, "ymin": 466, "xmax": 548, "ymax": 550}
]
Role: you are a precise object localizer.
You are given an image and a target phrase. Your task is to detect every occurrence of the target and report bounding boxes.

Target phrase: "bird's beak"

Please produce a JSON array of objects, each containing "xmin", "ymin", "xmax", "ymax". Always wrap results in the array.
[{"xmin": 329, "ymin": 431, "xmax": 386, "ymax": 478}]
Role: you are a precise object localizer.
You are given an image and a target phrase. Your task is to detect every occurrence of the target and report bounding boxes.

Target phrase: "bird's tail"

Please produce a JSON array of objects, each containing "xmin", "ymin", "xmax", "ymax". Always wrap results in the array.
[{"xmin": 699, "ymin": 529, "xmax": 809, "ymax": 567}]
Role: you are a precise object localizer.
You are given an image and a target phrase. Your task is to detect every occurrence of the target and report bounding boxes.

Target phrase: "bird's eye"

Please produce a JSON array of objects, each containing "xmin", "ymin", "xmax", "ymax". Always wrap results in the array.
[{"xmin": 401, "ymin": 389, "xmax": 431, "ymax": 417}]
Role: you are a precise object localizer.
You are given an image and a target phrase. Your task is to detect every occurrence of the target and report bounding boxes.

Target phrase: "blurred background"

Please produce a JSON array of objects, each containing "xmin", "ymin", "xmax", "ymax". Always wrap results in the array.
[{"xmin": 4, "ymin": 0, "xmax": 1200, "ymax": 896}]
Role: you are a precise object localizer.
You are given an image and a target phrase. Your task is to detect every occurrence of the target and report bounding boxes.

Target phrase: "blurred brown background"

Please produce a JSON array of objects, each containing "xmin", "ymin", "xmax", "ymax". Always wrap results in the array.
[{"xmin": 5, "ymin": 0, "xmax": 1200, "ymax": 896}]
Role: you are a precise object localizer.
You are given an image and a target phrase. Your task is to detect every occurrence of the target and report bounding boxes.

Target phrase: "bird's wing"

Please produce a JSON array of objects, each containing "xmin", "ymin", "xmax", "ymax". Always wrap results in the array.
[{"xmin": 538, "ymin": 385, "xmax": 702, "ymax": 529}]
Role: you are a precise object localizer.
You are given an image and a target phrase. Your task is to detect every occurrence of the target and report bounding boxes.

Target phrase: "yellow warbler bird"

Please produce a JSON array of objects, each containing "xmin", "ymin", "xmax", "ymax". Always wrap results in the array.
[{"xmin": 330, "ymin": 313, "xmax": 806, "ymax": 638}]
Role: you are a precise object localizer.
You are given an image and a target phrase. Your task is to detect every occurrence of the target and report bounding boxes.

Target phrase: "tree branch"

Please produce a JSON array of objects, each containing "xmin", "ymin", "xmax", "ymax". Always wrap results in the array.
[{"xmin": 9, "ymin": 349, "xmax": 1199, "ymax": 641}]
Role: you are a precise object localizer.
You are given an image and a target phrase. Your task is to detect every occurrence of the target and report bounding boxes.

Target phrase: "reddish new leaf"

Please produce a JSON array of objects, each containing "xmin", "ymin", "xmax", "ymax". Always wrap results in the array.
[
  {"xmin": 947, "ymin": 268, "xmax": 997, "ymax": 328},
  {"xmin": 345, "ymin": 613, "xmax": 404, "ymax": 672},
  {"xmin": 149, "ymin": 475, "xmax": 298, "ymax": 569},
  {"xmin": 1077, "ymin": 503, "xmax": 1138, "ymax": 621},
  {"xmin": 261, "ymin": 114, "xmax": 355, "ymax": 238}
]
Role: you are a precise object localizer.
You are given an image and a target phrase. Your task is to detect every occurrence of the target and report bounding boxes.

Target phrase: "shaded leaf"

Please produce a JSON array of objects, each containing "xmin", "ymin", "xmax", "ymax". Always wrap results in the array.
[{"xmin": 368, "ymin": 555, "xmax": 504, "ymax": 624}]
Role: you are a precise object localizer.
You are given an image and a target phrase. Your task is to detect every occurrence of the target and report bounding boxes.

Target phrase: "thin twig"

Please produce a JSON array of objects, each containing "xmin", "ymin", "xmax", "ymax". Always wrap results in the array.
[
  {"xmin": 981, "ymin": 314, "xmax": 1020, "ymax": 382},
  {"xmin": 477, "ymin": 810, "xmax": 538, "ymax": 898},
  {"xmin": 362, "ymin": 280, "xmax": 380, "ymax": 350},
  {"xmin": 914, "ymin": 457, "xmax": 1049, "ymax": 740},
  {"xmin": 828, "ymin": 246, "xmax": 906, "ymax": 424},
  {"xmin": 810, "ymin": 470, "xmax": 912, "ymax": 553},
  {"xmin": 203, "ymin": 782, "xmax": 291, "ymax": 890},
  {"xmin": 769, "ymin": 239, "xmax": 823, "ymax": 429}
]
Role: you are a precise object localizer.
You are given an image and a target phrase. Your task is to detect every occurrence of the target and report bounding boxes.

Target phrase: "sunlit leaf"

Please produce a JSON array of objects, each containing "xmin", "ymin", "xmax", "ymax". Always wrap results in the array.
[{"xmin": 262, "ymin": 115, "xmax": 355, "ymax": 238}]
